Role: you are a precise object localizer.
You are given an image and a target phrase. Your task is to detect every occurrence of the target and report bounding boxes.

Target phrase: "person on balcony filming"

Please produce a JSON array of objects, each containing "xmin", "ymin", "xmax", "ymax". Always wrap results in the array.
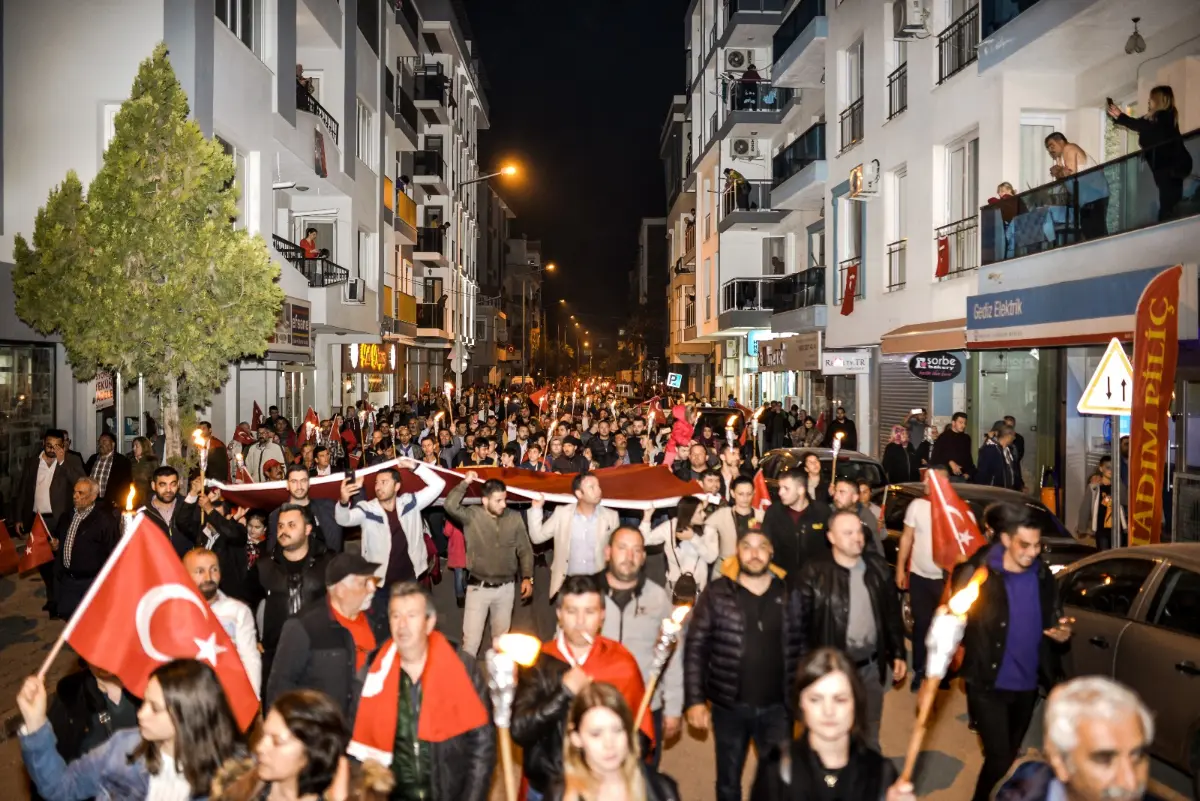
[{"xmin": 1108, "ymin": 86, "xmax": 1194, "ymax": 223}]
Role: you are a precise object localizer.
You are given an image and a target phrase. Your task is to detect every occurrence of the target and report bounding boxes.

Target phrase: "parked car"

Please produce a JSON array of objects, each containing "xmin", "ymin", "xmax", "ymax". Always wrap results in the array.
[
  {"xmin": 758, "ymin": 447, "xmax": 888, "ymax": 504},
  {"xmin": 1054, "ymin": 544, "xmax": 1200, "ymax": 797},
  {"xmin": 693, "ymin": 406, "xmax": 747, "ymax": 443},
  {"xmin": 873, "ymin": 483, "xmax": 1096, "ymax": 572}
]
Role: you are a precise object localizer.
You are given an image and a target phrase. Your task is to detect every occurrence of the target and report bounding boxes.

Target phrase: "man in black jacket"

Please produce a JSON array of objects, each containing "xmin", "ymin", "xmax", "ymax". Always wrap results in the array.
[
  {"xmin": 952, "ymin": 501, "xmax": 1073, "ymax": 801},
  {"xmin": 266, "ymin": 553, "xmax": 380, "ymax": 717},
  {"xmin": 684, "ymin": 526, "xmax": 805, "ymax": 801},
  {"xmin": 15, "ymin": 429, "xmax": 87, "ymax": 613},
  {"xmin": 83, "ymin": 433, "xmax": 132, "ymax": 510},
  {"xmin": 820, "ymin": 405, "xmax": 859, "ymax": 450},
  {"xmin": 672, "ymin": 443, "xmax": 712, "ymax": 484},
  {"xmin": 45, "ymin": 660, "xmax": 138, "ymax": 765},
  {"xmin": 795, "ymin": 509, "xmax": 906, "ymax": 748},
  {"xmin": 258, "ymin": 503, "xmax": 336, "ymax": 684},
  {"xmin": 52, "ymin": 478, "xmax": 120, "ymax": 620},
  {"xmin": 930, "ymin": 411, "xmax": 975, "ymax": 481},
  {"xmin": 550, "ymin": 436, "xmax": 589, "ymax": 473},
  {"xmin": 142, "ymin": 466, "xmax": 203, "ymax": 558},
  {"xmin": 196, "ymin": 491, "xmax": 257, "ymax": 606},
  {"xmin": 266, "ymin": 464, "xmax": 343, "ymax": 552},
  {"xmin": 588, "ymin": 419, "xmax": 618, "ymax": 468},
  {"xmin": 761, "ymin": 469, "xmax": 831, "ymax": 574}
]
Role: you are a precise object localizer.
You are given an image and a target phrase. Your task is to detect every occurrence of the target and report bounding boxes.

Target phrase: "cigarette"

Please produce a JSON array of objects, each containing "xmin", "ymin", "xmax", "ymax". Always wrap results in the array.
[{"xmin": 580, "ymin": 632, "xmax": 594, "ymax": 645}]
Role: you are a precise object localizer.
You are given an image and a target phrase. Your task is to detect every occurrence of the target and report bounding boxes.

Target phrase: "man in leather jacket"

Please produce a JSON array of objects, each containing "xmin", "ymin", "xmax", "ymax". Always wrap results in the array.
[
  {"xmin": 952, "ymin": 501, "xmax": 1073, "ymax": 801},
  {"xmin": 795, "ymin": 509, "xmax": 906, "ymax": 748}
]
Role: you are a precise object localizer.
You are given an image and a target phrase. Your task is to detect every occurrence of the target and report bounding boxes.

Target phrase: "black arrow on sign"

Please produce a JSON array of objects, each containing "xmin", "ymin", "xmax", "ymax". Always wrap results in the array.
[
  {"xmin": 1121, "ymin": 379, "xmax": 1127, "ymax": 401},
  {"xmin": 1106, "ymin": 377, "xmax": 1112, "ymax": 399}
]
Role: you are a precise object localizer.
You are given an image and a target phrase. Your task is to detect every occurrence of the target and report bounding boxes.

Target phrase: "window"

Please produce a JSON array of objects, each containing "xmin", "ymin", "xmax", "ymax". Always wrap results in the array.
[
  {"xmin": 892, "ymin": 166, "xmax": 908, "ymax": 241},
  {"xmin": 1060, "ymin": 559, "xmax": 1155, "ymax": 618},
  {"xmin": 1020, "ymin": 114, "xmax": 1064, "ymax": 193},
  {"xmin": 215, "ymin": 0, "xmax": 262, "ymax": 56},
  {"xmin": 887, "ymin": 167, "xmax": 907, "ymax": 290},
  {"xmin": 1146, "ymin": 567, "xmax": 1200, "ymax": 637},
  {"xmin": 946, "ymin": 135, "xmax": 979, "ymax": 223},
  {"xmin": 808, "ymin": 228, "xmax": 825, "ymax": 269},
  {"xmin": 356, "ymin": 100, "xmax": 377, "ymax": 172},
  {"xmin": 704, "ymin": 257, "xmax": 713, "ymax": 320},
  {"xmin": 842, "ymin": 198, "xmax": 864, "ymax": 260},
  {"xmin": 763, "ymin": 237, "xmax": 785, "ymax": 276},
  {"xmin": 215, "ymin": 136, "xmax": 247, "ymax": 228},
  {"xmin": 845, "ymin": 39, "xmax": 864, "ymax": 104},
  {"xmin": 357, "ymin": 230, "xmax": 376, "ymax": 284},
  {"xmin": 102, "ymin": 104, "xmax": 121, "ymax": 151}
]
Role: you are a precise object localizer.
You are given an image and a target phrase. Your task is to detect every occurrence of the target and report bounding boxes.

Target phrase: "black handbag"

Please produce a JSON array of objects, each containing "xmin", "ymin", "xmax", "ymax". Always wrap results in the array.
[{"xmin": 668, "ymin": 522, "xmax": 701, "ymax": 605}]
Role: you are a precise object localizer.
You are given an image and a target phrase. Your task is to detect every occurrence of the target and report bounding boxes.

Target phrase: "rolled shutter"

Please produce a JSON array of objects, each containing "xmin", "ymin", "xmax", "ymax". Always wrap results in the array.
[{"xmin": 877, "ymin": 361, "xmax": 931, "ymax": 456}]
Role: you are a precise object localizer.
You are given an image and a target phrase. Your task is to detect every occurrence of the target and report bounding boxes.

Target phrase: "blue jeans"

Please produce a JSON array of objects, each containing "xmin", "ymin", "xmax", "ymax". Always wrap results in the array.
[
  {"xmin": 453, "ymin": 567, "xmax": 467, "ymax": 599},
  {"xmin": 526, "ymin": 789, "xmax": 544, "ymax": 801},
  {"xmin": 711, "ymin": 702, "xmax": 790, "ymax": 801}
]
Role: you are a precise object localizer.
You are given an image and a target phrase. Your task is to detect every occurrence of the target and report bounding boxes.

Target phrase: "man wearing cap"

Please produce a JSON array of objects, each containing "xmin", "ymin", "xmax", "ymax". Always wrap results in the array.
[
  {"xmin": 262, "ymin": 458, "xmax": 285, "ymax": 482},
  {"xmin": 550, "ymin": 436, "xmax": 589, "ymax": 473},
  {"xmin": 265, "ymin": 552, "xmax": 381, "ymax": 718}
]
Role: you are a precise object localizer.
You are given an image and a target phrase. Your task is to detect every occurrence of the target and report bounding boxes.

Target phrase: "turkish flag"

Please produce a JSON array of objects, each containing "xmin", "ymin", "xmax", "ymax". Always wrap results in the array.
[
  {"xmin": 232, "ymin": 425, "xmax": 256, "ymax": 447},
  {"xmin": 840, "ymin": 262, "xmax": 858, "ymax": 316},
  {"xmin": 297, "ymin": 407, "xmax": 320, "ymax": 446},
  {"xmin": 935, "ymin": 236, "xmax": 950, "ymax": 278},
  {"xmin": 0, "ymin": 521, "xmax": 20, "ymax": 575},
  {"xmin": 251, "ymin": 402, "xmax": 263, "ymax": 431},
  {"xmin": 927, "ymin": 470, "xmax": 987, "ymax": 572},
  {"xmin": 751, "ymin": 468, "xmax": 772, "ymax": 515},
  {"xmin": 530, "ymin": 387, "xmax": 550, "ymax": 410},
  {"xmin": 63, "ymin": 515, "xmax": 259, "ymax": 729},
  {"xmin": 18, "ymin": 514, "xmax": 55, "ymax": 573}
]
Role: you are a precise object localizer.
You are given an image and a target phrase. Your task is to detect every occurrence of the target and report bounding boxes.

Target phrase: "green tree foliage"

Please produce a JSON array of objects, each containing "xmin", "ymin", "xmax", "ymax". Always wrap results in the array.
[{"xmin": 13, "ymin": 44, "xmax": 283, "ymax": 460}]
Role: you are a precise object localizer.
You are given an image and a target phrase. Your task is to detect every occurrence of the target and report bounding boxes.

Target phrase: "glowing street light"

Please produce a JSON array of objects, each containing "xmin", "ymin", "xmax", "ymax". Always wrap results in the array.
[{"xmin": 545, "ymin": 262, "xmax": 557, "ymax": 271}]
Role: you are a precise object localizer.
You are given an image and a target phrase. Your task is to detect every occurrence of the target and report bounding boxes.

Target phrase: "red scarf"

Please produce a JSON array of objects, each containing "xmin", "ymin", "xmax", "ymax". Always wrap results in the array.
[
  {"xmin": 542, "ymin": 636, "xmax": 655, "ymax": 745},
  {"xmin": 347, "ymin": 631, "xmax": 488, "ymax": 765}
]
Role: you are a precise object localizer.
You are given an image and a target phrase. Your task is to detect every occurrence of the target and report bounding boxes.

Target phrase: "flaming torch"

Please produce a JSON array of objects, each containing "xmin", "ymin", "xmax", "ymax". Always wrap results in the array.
[
  {"xmin": 725, "ymin": 414, "xmax": 738, "ymax": 450},
  {"xmin": 752, "ymin": 406, "xmax": 765, "ymax": 457},
  {"xmin": 634, "ymin": 606, "xmax": 691, "ymax": 733},
  {"xmin": 900, "ymin": 567, "xmax": 988, "ymax": 783},
  {"xmin": 444, "ymin": 381, "xmax": 453, "ymax": 413},
  {"xmin": 191, "ymin": 429, "xmax": 208, "ymax": 479},
  {"xmin": 234, "ymin": 452, "xmax": 245, "ymax": 484},
  {"xmin": 486, "ymin": 633, "xmax": 543, "ymax": 801},
  {"xmin": 122, "ymin": 486, "xmax": 137, "ymax": 537},
  {"xmin": 433, "ymin": 411, "xmax": 445, "ymax": 438}
]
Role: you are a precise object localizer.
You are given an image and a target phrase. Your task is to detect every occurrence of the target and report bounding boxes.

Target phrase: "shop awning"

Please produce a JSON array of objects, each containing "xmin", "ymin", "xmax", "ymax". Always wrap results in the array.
[{"xmin": 880, "ymin": 318, "xmax": 966, "ymax": 355}]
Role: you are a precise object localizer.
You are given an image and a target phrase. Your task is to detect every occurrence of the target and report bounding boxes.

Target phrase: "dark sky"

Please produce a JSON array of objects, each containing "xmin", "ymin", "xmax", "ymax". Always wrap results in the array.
[{"xmin": 461, "ymin": 0, "xmax": 689, "ymax": 341}]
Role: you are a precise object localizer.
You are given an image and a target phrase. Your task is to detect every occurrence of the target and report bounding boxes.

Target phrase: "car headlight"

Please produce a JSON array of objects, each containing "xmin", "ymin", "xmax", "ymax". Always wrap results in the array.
[{"xmin": 1049, "ymin": 564, "xmax": 1065, "ymax": 574}]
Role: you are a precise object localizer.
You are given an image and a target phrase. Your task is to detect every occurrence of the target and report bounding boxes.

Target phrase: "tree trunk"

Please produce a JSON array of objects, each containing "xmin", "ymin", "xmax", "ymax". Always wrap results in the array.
[{"xmin": 163, "ymin": 375, "xmax": 182, "ymax": 463}]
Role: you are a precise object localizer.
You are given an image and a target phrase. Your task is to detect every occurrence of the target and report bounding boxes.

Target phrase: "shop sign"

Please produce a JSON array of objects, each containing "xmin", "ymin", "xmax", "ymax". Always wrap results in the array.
[
  {"xmin": 908, "ymin": 351, "xmax": 963, "ymax": 382},
  {"xmin": 821, "ymin": 350, "xmax": 870, "ymax": 375},
  {"xmin": 758, "ymin": 332, "xmax": 821, "ymax": 373},
  {"xmin": 344, "ymin": 343, "xmax": 397, "ymax": 374},
  {"xmin": 94, "ymin": 371, "xmax": 114, "ymax": 410},
  {"xmin": 269, "ymin": 298, "xmax": 312, "ymax": 356}
]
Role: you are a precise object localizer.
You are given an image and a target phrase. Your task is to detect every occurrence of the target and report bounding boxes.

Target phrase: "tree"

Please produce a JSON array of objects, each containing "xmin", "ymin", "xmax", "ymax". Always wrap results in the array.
[{"xmin": 13, "ymin": 44, "xmax": 283, "ymax": 461}]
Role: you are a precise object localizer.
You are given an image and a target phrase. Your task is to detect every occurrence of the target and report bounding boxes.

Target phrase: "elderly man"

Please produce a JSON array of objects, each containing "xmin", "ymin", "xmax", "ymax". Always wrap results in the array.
[
  {"xmin": 52, "ymin": 478, "xmax": 120, "ymax": 619},
  {"xmin": 84, "ymin": 433, "xmax": 132, "ymax": 510},
  {"xmin": 995, "ymin": 676, "xmax": 1159, "ymax": 801}
]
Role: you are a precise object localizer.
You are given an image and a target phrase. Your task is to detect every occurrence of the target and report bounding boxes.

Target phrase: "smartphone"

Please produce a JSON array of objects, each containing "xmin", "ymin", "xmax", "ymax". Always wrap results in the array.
[
  {"xmin": 346, "ymin": 466, "xmax": 357, "ymax": 484},
  {"xmin": 911, "ymin": 408, "xmax": 923, "ymax": 415},
  {"xmin": 1106, "ymin": 96, "xmax": 1115, "ymax": 108}
]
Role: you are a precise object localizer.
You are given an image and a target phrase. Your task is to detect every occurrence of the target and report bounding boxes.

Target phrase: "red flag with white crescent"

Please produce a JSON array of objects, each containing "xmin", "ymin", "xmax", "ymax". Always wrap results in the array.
[
  {"xmin": 251, "ymin": 402, "xmax": 263, "ymax": 431},
  {"xmin": 18, "ymin": 514, "xmax": 55, "ymax": 573},
  {"xmin": 297, "ymin": 407, "xmax": 321, "ymax": 447},
  {"xmin": 751, "ymin": 468, "xmax": 772, "ymax": 515},
  {"xmin": 927, "ymin": 470, "xmax": 987, "ymax": 572},
  {"xmin": 0, "ymin": 521, "xmax": 20, "ymax": 576},
  {"xmin": 62, "ymin": 515, "xmax": 259, "ymax": 729}
]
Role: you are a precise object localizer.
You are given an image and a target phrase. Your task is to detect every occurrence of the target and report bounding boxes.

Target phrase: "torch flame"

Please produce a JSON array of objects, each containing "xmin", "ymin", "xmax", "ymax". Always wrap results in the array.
[
  {"xmin": 948, "ymin": 568, "xmax": 988, "ymax": 616},
  {"xmin": 752, "ymin": 406, "xmax": 765, "ymax": 422},
  {"xmin": 435, "ymin": 411, "xmax": 446, "ymax": 421},
  {"xmin": 496, "ymin": 633, "xmax": 542, "ymax": 667},
  {"xmin": 726, "ymin": 415, "xmax": 737, "ymax": 428},
  {"xmin": 670, "ymin": 605, "xmax": 691, "ymax": 625},
  {"xmin": 835, "ymin": 431, "xmax": 846, "ymax": 441},
  {"xmin": 125, "ymin": 486, "xmax": 137, "ymax": 512},
  {"xmin": 191, "ymin": 429, "xmax": 206, "ymax": 447}
]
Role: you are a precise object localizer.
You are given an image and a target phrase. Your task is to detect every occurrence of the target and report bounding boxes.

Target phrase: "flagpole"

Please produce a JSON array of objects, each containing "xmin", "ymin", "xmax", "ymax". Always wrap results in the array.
[{"xmin": 36, "ymin": 512, "xmax": 147, "ymax": 680}]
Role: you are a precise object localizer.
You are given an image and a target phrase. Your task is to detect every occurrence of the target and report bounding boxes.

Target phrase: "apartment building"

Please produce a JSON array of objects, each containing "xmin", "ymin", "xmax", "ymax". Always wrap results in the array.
[
  {"xmin": 471, "ymin": 184, "xmax": 515, "ymax": 384},
  {"xmin": 503, "ymin": 236, "xmax": 545, "ymax": 381},
  {"xmin": 636, "ymin": 217, "xmax": 669, "ymax": 377}
]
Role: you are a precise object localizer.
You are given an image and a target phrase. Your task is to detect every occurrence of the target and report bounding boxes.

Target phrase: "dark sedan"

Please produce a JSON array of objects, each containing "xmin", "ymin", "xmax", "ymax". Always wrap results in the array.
[{"xmin": 758, "ymin": 447, "xmax": 888, "ymax": 504}]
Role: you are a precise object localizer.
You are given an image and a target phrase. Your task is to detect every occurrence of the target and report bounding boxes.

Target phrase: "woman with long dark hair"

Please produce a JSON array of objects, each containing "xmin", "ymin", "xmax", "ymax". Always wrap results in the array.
[
  {"xmin": 1108, "ymin": 86, "xmax": 1194, "ymax": 222},
  {"xmin": 751, "ymin": 648, "xmax": 915, "ymax": 801},
  {"xmin": 553, "ymin": 683, "xmax": 679, "ymax": 801},
  {"xmin": 18, "ymin": 659, "xmax": 242, "ymax": 800},
  {"xmin": 641, "ymin": 495, "xmax": 719, "ymax": 601}
]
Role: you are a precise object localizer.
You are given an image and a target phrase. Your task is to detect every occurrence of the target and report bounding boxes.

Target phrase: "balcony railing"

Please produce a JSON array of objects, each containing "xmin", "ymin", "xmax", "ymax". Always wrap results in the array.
[
  {"xmin": 393, "ymin": 0, "xmax": 419, "ymax": 34},
  {"xmin": 935, "ymin": 216, "xmax": 979, "ymax": 279},
  {"xmin": 296, "ymin": 81, "xmax": 339, "ymax": 145},
  {"xmin": 886, "ymin": 240, "xmax": 906, "ymax": 291},
  {"xmin": 414, "ymin": 69, "xmax": 450, "ymax": 106},
  {"xmin": 722, "ymin": 180, "xmax": 775, "ymax": 216},
  {"xmin": 413, "ymin": 150, "xmax": 444, "ymax": 179},
  {"xmin": 417, "ymin": 302, "xmax": 445, "ymax": 330},
  {"xmin": 772, "ymin": 0, "xmax": 826, "ymax": 66},
  {"xmin": 726, "ymin": 0, "xmax": 787, "ymax": 17},
  {"xmin": 980, "ymin": 128, "xmax": 1200, "ymax": 266},
  {"xmin": 838, "ymin": 98, "xmax": 863, "ymax": 153},
  {"xmin": 837, "ymin": 257, "xmax": 863, "ymax": 300},
  {"xmin": 721, "ymin": 278, "xmax": 775, "ymax": 313},
  {"xmin": 673, "ymin": 258, "xmax": 695, "ymax": 276},
  {"xmin": 684, "ymin": 222, "xmax": 696, "ymax": 254},
  {"xmin": 887, "ymin": 63, "xmax": 907, "ymax": 120},
  {"xmin": 709, "ymin": 111, "xmax": 718, "ymax": 140},
  {"xmin": 772, "ymin": 122, "xmax": 826, "ymax": 187},
  {"xmin": 416, "ymin": 226, "xmax": 446, "ymax": 254},
  {"xmin": 397, "ymin": 87, "xmax": 418, "ymax": 133},
  {"xmin": 726, "ymin": 80, "xmax": 794, "ymax": 113},
  {"xmin": 771, "ymin": 267, "xmax": 826, "ymax": 312},
  {"xmin": 396, "ymin": 191, "xmax": 417, "ymax": 229},
  {"xmin": 272, "ymin": 235, "xmax": 350, "ymax": 288},
  {"xmin": 980, "ymin": 0, "xmax": 1043, "ymax": 39},
  {"xmin": 938, "ymin": 5, "xmax": 980, "ymax": 84}
]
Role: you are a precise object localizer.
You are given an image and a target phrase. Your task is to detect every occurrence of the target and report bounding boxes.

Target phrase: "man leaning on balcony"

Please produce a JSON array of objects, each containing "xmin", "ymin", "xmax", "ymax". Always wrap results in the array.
[{"xmin": 1045, "ymin": 132, "xmax": 1107, "ymax": 241}]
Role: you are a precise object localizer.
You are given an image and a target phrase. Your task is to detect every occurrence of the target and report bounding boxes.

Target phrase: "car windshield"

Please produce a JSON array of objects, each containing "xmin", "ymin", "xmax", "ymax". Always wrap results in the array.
[
  {"xmin": 765, "ymin": 452, "xmax": 885, "ymax": 488},
  {"xmin": 695, "ymin": 409, "xmax": 746, "ymax": 438}
]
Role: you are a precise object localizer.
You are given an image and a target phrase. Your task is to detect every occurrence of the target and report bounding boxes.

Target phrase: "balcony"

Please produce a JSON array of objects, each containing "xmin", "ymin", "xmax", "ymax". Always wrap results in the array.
[
  {"xmin": 836, "ymin": 257, "xmax": 863, "ymax": 303},
  {"xmin": 412, "ymin": 150, "xmax": 448, "ymax": 195},
  {"xmin": 392, "ymin": 0, "xmax": 420, "ymax": 47},
  {"xmin": 980, "ymin": 129, "xmax": 1200, "ymax": 268},
  {"xmin": 394, "ymin": 191, "xmax": 417, "ymax": 244},
  {"xmin": 414, "ymin": 226, "xmax": 449, "ymax": 266},
  {"xmin": 383, "ymin": 176, "xmax": 394, "ymax": 227},
  {"xmin": 719, "ymin": 180, "xmax": 790, "ymax": 233},
  {"xmin": 717, "ymin": 80, "xmax": 796, "ymax": 140},
  {"xmin": 771, "ymin": 0, "xmax": 827, "ymax": 89},
  {"xmin": 935, "ymin": 217, "xmax": 979, "ymax": 280},
  {"xmin": 272, "ymin": 235, "xmax": 350, "ymax": 288},
  {"xmin": 938, "ymin": 5, "xmax": 979, "ymax": 84},
  {"xmin": 770, "ymin": 267, "xmax": 827, "ymax": 332},
  {"xmin": 296, "ymin": 81, "xmax": 339, "ymax": 146},
  {"xmin": 886, "ymin": 240, "xmax": 907, "ymax": 291},
  {"xmin": 887, "ymin": 63, "xmax": 907, "ymax": 121},
  {"xmin": 771, "ymin": 121, "xmax": 827, "ymax": 210},
  {"xmin": 721, "ymin": 0, "xmax": 787, "ymax": 48},
  {"xmin": 394, "ymin": 84, "xmax": 419, "ymax": 150},
  {"xmin": 717, "ymin": 278, "xmax": 775, "ymax": 332},
  {"xmin": 413, "ymin": 67, "xmax": 451, "ymax": 124},
  {"xmin": 416, "ymin": 302, "xmax": 449, "ymax": 337},
  {"xmin": 683, "ymin": 222, "xmax": 696, "ymax": 261},
  {"xmin": 838, "ymin": 98, "xmax": 863, "ymax": 153}
]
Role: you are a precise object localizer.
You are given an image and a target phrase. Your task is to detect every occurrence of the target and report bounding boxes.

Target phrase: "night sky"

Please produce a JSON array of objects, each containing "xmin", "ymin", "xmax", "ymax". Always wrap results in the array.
[{"xmin": 461, "ymin": 0, "xmax": 690, "ymax": 340}]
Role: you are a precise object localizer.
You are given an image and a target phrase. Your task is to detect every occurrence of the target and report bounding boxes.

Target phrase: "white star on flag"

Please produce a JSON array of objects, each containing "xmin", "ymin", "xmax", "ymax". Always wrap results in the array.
[{"xmin": 194, "ymin": 633, "xmax": 228, "ymax": 667}]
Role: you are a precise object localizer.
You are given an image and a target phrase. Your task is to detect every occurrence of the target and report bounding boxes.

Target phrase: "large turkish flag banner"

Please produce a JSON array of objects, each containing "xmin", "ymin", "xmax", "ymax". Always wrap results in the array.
[
  {"xmin": 927, "ymin": 469, "xmax": 987, "ymax": 572},
  {"xmin": 63, "ymin": 515, "xmax": 259, "ymax": 729},
  {"xmin": 1129, "ymin": 265, "xmax": 1181, "ymax": 546}
]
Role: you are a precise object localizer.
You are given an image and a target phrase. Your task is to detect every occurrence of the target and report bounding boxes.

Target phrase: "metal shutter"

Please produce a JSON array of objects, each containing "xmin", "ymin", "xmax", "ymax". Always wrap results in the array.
[{"xmin": 877, "ymin": 361, "xmax": 931, "ymax": 456}]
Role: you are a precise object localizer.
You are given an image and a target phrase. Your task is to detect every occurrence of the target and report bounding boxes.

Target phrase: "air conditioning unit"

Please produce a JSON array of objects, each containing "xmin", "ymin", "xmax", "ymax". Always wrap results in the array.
[
  {"xmin": 342, "ymin": 277, "xmax": 367, "ymax": 304},
  {"xmin": 731, "ymin": 138, "xmax": 761, "ymax": 160},
  {"xmin": 724, "ymin": 49, "xmax": 753, "ymax": 72},
  {"xmin": 848, "ymin": 159, "xmax": 881, "ymax": 200},
  {"xmin": 894, "ymin": 0, "xmax": 928, "ymax": 39}
]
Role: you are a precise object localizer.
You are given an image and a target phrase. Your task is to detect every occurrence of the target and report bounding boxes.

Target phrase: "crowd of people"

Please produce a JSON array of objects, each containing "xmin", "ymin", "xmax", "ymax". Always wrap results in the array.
[{"xmin": 3, "ymin": 383, "xmax": 1163, "ymax": 801}]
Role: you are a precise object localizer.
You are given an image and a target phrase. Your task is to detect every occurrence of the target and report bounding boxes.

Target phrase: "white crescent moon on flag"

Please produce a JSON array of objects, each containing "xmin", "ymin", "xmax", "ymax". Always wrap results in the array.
[{"xmin": 135, "ymin": 584, "xmax": 209, "ymax": 663}]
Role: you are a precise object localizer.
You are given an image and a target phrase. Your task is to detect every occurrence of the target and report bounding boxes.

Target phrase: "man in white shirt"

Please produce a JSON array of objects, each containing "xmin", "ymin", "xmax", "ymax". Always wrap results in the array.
[
  {"xmin": 184, "ymin": 547, "xmax": 261, "ymax": 696},
  {"xmin": 894, "ymin": 466, "xmax": 948, "ymax": 691}
]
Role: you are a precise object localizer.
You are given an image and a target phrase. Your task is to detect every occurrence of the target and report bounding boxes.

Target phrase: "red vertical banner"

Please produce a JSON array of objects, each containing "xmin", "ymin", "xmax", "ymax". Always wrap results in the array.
[
  {"xmin": 935, "ymin": 237, "xmax": 951, "ymax": 278},
  {"xmin": 1129, "ymin": 265, "xmax": 1182, "ymax": 546},
  {"xmin": 840, "ymin": 262, "xmax": 858, "ymax": 317}
]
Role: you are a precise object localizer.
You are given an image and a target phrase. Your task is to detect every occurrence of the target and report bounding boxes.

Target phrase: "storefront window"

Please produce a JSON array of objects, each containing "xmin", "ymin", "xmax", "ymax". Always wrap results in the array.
[
  {"xmin": 974, "ymin": 349, "xmax": 1042, "ymax": 488},
  {"xmin": 0, "ymin": 344, "xmax": 57, "ymax": 505}
]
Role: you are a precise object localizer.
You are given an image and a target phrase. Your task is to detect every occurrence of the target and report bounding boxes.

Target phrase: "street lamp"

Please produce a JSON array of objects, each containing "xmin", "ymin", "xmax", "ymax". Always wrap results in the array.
[{"xmin": 460, "ymin": 162, "xmax": 520, "ymax": 188}]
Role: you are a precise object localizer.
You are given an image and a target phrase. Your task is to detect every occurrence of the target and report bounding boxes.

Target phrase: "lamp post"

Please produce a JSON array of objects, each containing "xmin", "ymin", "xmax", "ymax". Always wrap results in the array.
[{"xmin": 458, "ymin": 163, "xmax": 519, "ymax": 188}]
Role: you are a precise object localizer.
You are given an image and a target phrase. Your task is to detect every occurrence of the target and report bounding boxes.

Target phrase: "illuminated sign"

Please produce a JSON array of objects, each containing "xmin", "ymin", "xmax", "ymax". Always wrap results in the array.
[{"xmin": 343, "ymin": 343, "xmax": 396, "ymax": 374}]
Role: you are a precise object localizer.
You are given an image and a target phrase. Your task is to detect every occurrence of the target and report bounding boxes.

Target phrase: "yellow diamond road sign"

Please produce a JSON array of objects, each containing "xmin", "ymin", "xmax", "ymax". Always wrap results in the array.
[{"xmin": 1077, "ymin": 338, "xmax": 1134, "ymax": 416}]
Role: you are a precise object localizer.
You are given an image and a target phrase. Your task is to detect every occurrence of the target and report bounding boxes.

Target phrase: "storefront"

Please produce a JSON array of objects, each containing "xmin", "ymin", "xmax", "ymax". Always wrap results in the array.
[
  {"xmin": 819, "ymin": 349, "xmax": 871, "ymax": 452},
  {"xmin": 235, "ymin": 298, "xmax": 314, "ymax": 428},
  {"xmin": 757, "ymin": 331, "xmax": 821, "ymax": 411},
  {"xmin": 0, "ymin": 342, "xmax": 57, "ymax": 503},
  {"xmin": 342, "ymin": 342, "xmax": 401, "ymax": 410}
]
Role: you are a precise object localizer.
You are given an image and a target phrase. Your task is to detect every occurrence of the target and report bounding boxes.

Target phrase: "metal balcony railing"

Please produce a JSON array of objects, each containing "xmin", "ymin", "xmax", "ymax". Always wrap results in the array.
[
  {"xmin": 772, "ymin": 0, "xmax": 826, "ymax": 66},
  {"xmin": 726, "ymin": 0, "xmax": 787, "ymax": 17},
  {"xmin": 770, "ymin": 267, "xmax": 826, "ymax": 312},
  {"xmin": 886, "ymin": 240, "xmax": 907, "ymax": 291},
  {"xmin": 721, "ymin": 278, "xmax": 775, "ymax": 313},
  {"xmin": 416, "ymin": 226, "xmax": 446, "ymax": 254},
  {"xmin": 935, "ymin": 216, "xmax": 979, "ymax": 279},
  {"xmin": 413, "ymin": 150, "xmax": 444, "ymax": 178},
  {"xmin": 980, "ymin": 0, "xmax": 1043, "ymax": 39},
  {"xmin": 771, "ymin": 122, "xmax": 826, "ymax": 188},
  {"xmin": 296, "ymin": 81, "xmax": 339, "ymax": 145},
  {"xmin": 726, "ymin": 80, "xmax": 794, "ymax": 113},
  {"xmin": 837, "ymin": 257, "xmax": 863, "ymax": 301},
  {"xmin": 980, "ymin": 128, "xmax": 1200, "ymax": 265},
  {"xmin": 397, "ymin": 87, "xmax": 418, "ymax": 133},
  {"xmin": 839, "ymin": 98, "xmax": 864, "ymax": 153},
  {"xmin": 417, "ymin": 302, "xmax": 445, "ymax": 330},
  {"xmin": 414, "ymin": 69, "xmax": 450, "ymax": 106},
  {"xmin": 722, "ymin": 180, "xmax": 775, "ymax": 216},
  {"xmin": 393, "ymin": 0, "xmax": 419, "ymax": 34},
  {"xmin": 938, "ymin": 5, "xmax": 979, "ymax": 84},
  {"xmin": 887, "ymin": 63, "xmax": 908, "ymax": 120},
  {"xmin": 272, "ymin": 235, "xmax": 350, "ymax": 288},
  {"xmin": 684, "ymin": 222, "xmax": 696, "ymax": 254}
]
